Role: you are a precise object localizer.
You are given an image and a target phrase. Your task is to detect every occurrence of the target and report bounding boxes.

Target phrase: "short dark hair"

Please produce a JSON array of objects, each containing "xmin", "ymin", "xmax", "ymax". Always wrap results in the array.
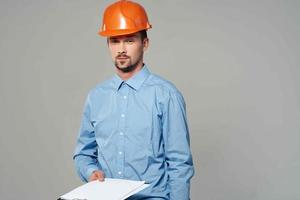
[{"xmin": 139, "ymin": 30, "xmax": 148, "ymax": 41}]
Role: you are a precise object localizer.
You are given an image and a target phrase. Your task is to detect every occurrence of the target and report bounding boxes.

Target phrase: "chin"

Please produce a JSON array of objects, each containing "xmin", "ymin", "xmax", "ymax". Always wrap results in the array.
[
  {"xmin": 118, "ymin": 65, "xmax": 129, "ymax": 70},
  {"xmin": 117, "ymin": 63, "xmax": 130, "ymax": 68}
]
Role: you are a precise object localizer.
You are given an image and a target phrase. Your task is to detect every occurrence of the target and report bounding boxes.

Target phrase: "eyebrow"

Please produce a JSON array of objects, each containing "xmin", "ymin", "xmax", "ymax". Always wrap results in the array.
[{"xmin": 109, "ymin": 35, "xmax": 138, "ymax": 40}]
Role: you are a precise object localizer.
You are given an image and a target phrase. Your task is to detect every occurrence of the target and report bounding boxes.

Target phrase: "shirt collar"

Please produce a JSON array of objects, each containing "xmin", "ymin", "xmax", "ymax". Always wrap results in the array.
[{"xmin": 113, "ymin": 65, "xmax": 151, "ymax": 91}]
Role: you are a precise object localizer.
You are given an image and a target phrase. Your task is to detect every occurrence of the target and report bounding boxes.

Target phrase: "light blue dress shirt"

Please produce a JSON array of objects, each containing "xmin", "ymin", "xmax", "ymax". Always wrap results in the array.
[{"xmin": 74, "ymin": 65, "xmax": 194, "ymax": 200}]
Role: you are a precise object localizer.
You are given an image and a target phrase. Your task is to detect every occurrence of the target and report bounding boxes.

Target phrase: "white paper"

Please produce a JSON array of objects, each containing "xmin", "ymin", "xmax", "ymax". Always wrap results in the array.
[
  {"xmin": 121, "ymin": 184, "xmax": 150, "ymax": 200},
  {"xmin": 59, "ymin": 178, "xmax": 149, "ymax": 200}
]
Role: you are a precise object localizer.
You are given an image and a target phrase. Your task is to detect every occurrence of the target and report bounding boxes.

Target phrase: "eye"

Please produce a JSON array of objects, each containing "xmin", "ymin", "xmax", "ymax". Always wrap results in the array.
[
  {"xmin": 126, "ymin": 39, "xmax": 134, "ymax": 44},
  {"xmin": 109, "ymin": 39, "xmax": 119, "ymax": 44}
]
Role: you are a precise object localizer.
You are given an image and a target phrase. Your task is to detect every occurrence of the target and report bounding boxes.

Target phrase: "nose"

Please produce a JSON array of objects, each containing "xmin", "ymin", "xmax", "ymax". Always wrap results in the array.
[{"xmin": 117, "ymin": 41, "xmax": 127, "ymax": 55}]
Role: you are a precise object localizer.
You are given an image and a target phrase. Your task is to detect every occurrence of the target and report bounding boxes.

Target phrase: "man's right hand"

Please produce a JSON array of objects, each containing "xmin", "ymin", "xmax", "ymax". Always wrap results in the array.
[{"xmin": 89, "ymin": 170, "xmax": 105, "ymax": 182}]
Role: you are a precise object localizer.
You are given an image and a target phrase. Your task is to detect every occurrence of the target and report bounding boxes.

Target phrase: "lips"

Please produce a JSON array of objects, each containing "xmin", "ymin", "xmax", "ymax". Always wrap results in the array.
[{"xmin": 117, "ymin": 56, "xmax": 129, "ymax": 59}]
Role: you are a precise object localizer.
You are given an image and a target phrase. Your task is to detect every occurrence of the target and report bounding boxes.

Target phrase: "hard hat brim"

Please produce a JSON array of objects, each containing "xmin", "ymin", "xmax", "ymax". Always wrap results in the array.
[{"xmin": 98, "ymin": 26, "xmax": 151, "ymax": 37}]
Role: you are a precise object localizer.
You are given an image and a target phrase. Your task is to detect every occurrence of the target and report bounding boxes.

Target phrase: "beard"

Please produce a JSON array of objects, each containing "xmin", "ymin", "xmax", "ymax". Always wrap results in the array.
[{"xmin": 114, "ymin": 56, "xmax": 140, "ymax": 73}]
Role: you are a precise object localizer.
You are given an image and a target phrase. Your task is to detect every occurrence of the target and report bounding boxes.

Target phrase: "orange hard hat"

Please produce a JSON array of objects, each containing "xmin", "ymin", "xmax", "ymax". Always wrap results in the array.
[{"xmin": 98, "ymin": 0, "xmax": 152, "ymax": 37}]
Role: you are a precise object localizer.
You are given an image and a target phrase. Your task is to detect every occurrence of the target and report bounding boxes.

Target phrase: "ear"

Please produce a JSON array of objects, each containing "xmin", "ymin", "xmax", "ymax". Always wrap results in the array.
[{"xmin": 143, "ymin": 38, "xmax": 149, "ymax": 51}]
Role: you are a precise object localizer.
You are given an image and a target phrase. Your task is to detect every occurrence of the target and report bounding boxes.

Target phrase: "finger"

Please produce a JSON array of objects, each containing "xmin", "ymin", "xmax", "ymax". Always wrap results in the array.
[
  {"xmin": 96, "ymin": 172, "xmax": 105, "ymax": 181},
  {"xmin": 90, "ymin": 175, "xmax": 97, "ymax": 181},
  {"xmin": 89, "ymin": 173, "xmax": 99, "ymax": 182}
]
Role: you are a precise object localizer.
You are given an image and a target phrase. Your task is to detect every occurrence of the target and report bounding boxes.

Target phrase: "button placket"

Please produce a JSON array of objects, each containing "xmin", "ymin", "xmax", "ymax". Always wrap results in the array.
[{"xmin": 117, "ymin": 83, "xmax": 129, "ymax": 178}]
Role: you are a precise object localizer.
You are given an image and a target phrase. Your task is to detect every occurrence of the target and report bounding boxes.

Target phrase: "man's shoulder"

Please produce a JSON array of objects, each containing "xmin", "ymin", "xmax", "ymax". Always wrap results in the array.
[{"xmin": 146, "ymin": 73, "xmax": 180, "ymax": 94}]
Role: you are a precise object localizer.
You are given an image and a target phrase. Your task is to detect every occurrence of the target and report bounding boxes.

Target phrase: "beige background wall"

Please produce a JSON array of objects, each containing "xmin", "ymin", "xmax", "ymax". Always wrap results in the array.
[{"xmin": 0, "ymin": 0, "xmax": 299, "ymax": 199}]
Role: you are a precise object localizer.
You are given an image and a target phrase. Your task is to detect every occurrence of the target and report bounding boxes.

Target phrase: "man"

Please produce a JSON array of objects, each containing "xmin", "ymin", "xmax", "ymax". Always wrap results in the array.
[{"xmin": 73, "ymin": 1, "xmax": 194, "ymax": 199}]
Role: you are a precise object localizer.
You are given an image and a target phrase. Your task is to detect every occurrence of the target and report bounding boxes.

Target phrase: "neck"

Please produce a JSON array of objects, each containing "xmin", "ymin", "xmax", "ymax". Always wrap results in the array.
[{"xmin": 117, "ymin": 61, "xmax": 144, "ymax": 81}]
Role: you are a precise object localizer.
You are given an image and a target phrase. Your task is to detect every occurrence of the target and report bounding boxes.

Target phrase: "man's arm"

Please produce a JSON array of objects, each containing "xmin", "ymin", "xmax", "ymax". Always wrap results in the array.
[
  {"xmin": 73, "ymin": 94, "xmax": 101, "ymax": 182},
  {"xmin": 162, "ymin": 91, "xmax": 194, "ymax": 200}
]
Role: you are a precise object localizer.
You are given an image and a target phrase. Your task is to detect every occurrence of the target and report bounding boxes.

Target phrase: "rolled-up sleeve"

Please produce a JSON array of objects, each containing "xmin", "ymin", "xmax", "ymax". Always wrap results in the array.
[
  {"xmin": 73, "ymin": 94, "xmax": 100, "ymax": 182},
  {"xmin": 162, "ymin": 91, "xmax": 194, "ymax": 200}
]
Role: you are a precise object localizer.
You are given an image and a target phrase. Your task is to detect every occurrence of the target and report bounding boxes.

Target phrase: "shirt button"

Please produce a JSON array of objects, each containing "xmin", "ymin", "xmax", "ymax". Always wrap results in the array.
[
  {"xmin": 121, "ymin": 114, "xmax": 125, "ymax": 118},
  {"xmin": 120, "ymin": 132, "xmax": 124, "ymax": 135},
  {"xmin": 118, "ymin": 171, "xmax": 122, "ymax": 175},
  {"xmin": 119, "ymin": 151, "xmax": 123, "ymax": 155},
  {"xmin": 123, "ymin": 96, "xmax": 127, "ymax": 99}
]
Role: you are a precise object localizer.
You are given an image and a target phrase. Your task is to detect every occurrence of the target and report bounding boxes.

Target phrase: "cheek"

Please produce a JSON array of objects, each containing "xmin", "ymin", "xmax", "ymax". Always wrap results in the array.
[
  {"xmin": 109, "ymin": 47, "xmax": 117, "ymax": 58},
  {"xmin": 130, "ymin": 45, "xmax": 143, "ymax": 56}
]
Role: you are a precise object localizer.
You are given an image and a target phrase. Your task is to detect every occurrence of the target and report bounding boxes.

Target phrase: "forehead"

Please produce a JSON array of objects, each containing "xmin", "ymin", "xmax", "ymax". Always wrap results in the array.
[{"xmin": 108, "ymin": 33, "xmax": 140, "ymax": 40}]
